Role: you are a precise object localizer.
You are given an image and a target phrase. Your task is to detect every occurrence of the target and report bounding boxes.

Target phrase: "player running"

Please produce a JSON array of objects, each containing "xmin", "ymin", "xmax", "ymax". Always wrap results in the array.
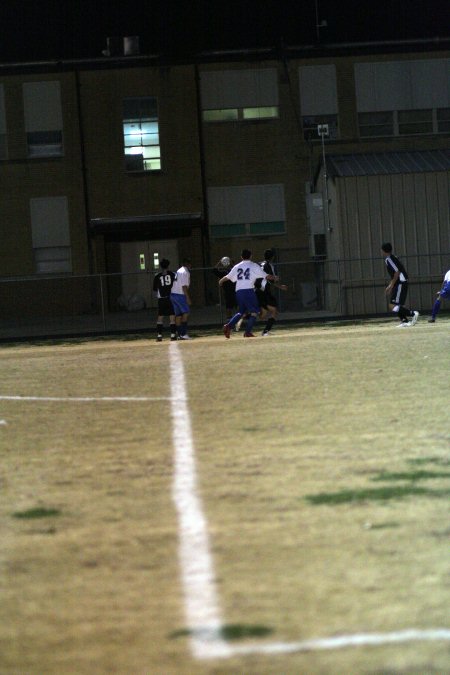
[
  {"xmin": 219, "ymin": 249, "xmax": 274, "ymax": 338},
  {"xmin": 381, "ymin": 242, "xmax": 419, "ymax": 328},
  {"xmin": 428, "ymin": 268, "xmax": 450, "ymax": 323}
]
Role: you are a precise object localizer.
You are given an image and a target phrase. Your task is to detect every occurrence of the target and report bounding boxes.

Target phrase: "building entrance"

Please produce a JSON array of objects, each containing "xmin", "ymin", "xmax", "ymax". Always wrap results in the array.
[{"xmin": 120, "ymin": 239, "xmax": 179, "ymax": 309}]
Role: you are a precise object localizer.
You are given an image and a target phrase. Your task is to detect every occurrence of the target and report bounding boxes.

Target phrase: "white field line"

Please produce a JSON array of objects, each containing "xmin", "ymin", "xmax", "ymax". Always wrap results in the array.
[
  {"xmin": 168, "ymin": 342, "xmax": 450, "ymax": 660},
  {"xmin": 169, "ymin": 342, "xmax": 232, "ymax": 659}
]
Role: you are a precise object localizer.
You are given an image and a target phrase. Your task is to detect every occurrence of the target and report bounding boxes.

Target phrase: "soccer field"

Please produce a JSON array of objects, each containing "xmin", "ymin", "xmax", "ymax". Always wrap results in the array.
[{"xmin": 0, "ymin": 319, "xmax": 449, "ymax": 674}]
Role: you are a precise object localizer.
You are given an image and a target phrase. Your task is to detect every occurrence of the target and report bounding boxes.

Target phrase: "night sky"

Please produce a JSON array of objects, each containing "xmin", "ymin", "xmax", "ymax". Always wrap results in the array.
[{"xmin": 0, "ymin": 0, "xmax": 448, "ymax": 63}]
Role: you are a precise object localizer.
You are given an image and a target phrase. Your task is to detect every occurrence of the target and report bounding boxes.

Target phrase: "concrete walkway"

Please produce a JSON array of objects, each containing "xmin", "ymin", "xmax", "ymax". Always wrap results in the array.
[{"xmin": 0, "ymin": 305, "xmax": 338, "ymax": 342}]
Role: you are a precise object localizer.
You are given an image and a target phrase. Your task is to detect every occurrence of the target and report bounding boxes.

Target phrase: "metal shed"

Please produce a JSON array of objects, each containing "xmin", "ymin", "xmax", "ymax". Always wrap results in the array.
[{"xmin": 314, "ymin": 149, "xmax": 450, "ymax": 315}]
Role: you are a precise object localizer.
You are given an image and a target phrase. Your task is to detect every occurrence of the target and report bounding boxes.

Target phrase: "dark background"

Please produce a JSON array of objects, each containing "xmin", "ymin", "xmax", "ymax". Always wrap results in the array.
[{"xmin": 0, "ymin": 0, "xmax": 448, "ymax": 62}]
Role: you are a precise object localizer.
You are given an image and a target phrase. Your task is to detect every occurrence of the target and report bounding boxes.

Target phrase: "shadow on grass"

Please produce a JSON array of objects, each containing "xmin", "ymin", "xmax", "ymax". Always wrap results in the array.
[
  {"xmin": 372, "ymin": 470, "xmax": 450, "ymax": 482},
  {"xmin": 12, "ymin": 507, "xmax": 61, "ymax": 519},
  {"xmin": 169, "ymin": 623, "xmax": 273, "ymax": 641}
]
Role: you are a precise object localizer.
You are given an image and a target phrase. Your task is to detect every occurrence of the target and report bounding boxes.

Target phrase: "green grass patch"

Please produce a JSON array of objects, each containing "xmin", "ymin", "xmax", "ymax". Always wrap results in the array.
[
  {"xmin": 306, "ymin": 486, "xmax": 430, "ymax": 505},
  {"xmin": 12, "ymin": 507, "xmax": 61, "ymax": 519},
  {"xmin": 372, "ymin": 470, "xmax": 450, "ymax": 482},
  {"xmin": 408, "ymin": 456, "xmax": 450, "ymax": 466}
]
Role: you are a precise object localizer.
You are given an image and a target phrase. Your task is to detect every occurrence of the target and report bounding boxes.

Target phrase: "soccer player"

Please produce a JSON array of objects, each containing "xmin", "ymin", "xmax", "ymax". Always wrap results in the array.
[
  {"xmin": 381, "ymin": 242, "xmax": 419, "ymax": 328},
  {"xmin": 212, "ymin": 256, "xmax": 237, "ymax": 320},
  {"xmin": 428, "ymin": 268, "xmax": 450, "ymax": 323},
  {"xmin": 219, "ymin": 249, "xmax": 274, "ymax": 338},
  {"xmin": 152, "ymin": 259, "xmax": 177, "ymax": 342},
  {"xmin": 256, "ymin": 249, "xmax": 288, "ymax": 336},
  {"xmin": 170, "ymin": 258, "xmax": 192, "ymax": 340}
]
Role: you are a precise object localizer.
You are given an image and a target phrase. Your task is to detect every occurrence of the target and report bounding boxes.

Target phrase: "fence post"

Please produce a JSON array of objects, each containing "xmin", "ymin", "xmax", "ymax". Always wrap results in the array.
[{"xmin": 99, "ymin": 274, "xmax": 106, "ymax": 332}]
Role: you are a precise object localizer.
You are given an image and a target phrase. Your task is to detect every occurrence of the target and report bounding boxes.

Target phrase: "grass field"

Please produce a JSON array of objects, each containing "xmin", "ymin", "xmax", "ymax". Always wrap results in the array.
[{"xmin": 0, "ymin": 318, "xmax": 449, "ymax": 674}]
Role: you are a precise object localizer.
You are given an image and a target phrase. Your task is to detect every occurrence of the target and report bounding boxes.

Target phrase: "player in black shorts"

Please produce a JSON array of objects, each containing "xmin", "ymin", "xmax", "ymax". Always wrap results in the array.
[
  {"xmin": 256, "ymin": 249, "xmax": 288, "ymax": 336},
  {"xmin": 153, "ymin": 259, "xmax": 177, "ymax": 341},
  {"xmin": 381, "ymin": 243, "xmax": 419, "ymax": 328}
]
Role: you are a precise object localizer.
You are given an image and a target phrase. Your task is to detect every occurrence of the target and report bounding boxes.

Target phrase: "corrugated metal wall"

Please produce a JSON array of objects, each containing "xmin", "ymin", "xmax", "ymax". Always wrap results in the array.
[{"xmin": 324, "ymin": 170, "xmax": 450, "ymax": 314}]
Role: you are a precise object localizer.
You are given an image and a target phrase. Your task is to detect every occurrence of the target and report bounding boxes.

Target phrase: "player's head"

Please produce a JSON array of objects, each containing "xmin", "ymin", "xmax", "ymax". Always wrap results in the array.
[
  {"xmin": 264, "ymin": 249, "xmax": 275, "ymax": 260},
  {"xmin": 160, "ymin": 258, "xmax": 170, "ymax": 269},
  {"xmin": 241, "ymin": 249, "xmax": 252, "ymax": 260},
  {"xmin": 381, "ymin": 242, "xmax": 392, "ymax": 255}
]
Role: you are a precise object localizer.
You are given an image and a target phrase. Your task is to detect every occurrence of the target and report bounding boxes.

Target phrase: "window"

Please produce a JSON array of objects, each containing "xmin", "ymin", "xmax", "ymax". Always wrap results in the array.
[
  {"xmin": 208, "ymin": 184, "xmax": 286, "ymax": 238},
  {"xmin": 23, "ymin": 82, "xmax": 63, "ymax": 157},
  {"xmin": 437, "ymin": 108, "xmax": 450, "ymax": 133},
  {"xmin": 30, "ymin": 197, "xmax": 72, "ymax": 274},
  {"xmin": 358, "ymin": 111, "xmax": 394, "ymax": 137},
  {"xmin": 299, "ymin": 65, "xmax": 339, "ymax": 140},
  {"xmin": 0, "ymin": 85, "xmax": 7, "ymax": 159},
  {"xmin": 123, "ymin": 97, "xmax": 160, "ymax": 172},
  {"xmin": 355, "ymin": 59, "xmax": 450, "ymax": 138},
  {"xmin": 201, "ymin": 69, "xmax": 279, "ymax": 123},
  {"xmin": 398, "ymin": 109, "xmax": 433, "ymax": 135}
]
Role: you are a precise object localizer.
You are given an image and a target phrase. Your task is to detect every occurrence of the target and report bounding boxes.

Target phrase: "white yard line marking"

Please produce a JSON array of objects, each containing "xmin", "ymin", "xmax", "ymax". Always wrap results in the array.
[
  {"xmin": 169, "ymin": 342, "xmax": 232, "ymax": 659},
  {"xmin": 0, "ymin": 395, "xmax": 170, "ymax": 402},
  {"xmin": 168, "ymin": 343, "xmax": 450, "ymax": 660}
]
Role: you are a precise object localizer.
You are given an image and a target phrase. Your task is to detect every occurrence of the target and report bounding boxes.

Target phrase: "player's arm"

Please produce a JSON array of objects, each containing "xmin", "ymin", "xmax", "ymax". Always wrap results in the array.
[
  {"xmin": 182, "ymin": 285, "xmax": 191, "ymax": 305},
  {"xmin": 219, "ymin": 275, "xmax": 230, "ymax": 286},
  {"xmin": 386, "ymin": 270, "xmax": 399, "ymax": 293}
]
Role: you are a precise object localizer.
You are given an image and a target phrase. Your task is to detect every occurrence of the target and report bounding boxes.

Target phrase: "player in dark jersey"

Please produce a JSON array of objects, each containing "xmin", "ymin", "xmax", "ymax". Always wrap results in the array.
[
  {"xmin": 381, "ymin": 243, "xmax": 419, "ymax": 328},
  {"xmin": 255, "ymin": 249, "xmax": 288, "ymax": 336},
  {"xmin": 153, "ymin": 258, "xmax": 177, "ymax": 341}
]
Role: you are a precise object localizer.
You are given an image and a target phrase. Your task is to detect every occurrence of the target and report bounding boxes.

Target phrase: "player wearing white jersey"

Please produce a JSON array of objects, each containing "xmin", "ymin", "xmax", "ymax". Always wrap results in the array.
[
  {"xmin": 170, "ymin": 258, "xmax": 192, "ymax": 339},
  {"xmin": 219, "ymin": 249, "xmax": 273, "ymax": 338}
]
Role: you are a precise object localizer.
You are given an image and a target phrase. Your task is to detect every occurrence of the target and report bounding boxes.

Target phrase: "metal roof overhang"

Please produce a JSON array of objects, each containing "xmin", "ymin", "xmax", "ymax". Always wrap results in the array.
[
  {"xmin": 89, "ymin": 212, "xmax": 203, "ymax": 239},
  {"xmin": 325, "ymin": 149, "xmax": 450, "ymax": 179}
]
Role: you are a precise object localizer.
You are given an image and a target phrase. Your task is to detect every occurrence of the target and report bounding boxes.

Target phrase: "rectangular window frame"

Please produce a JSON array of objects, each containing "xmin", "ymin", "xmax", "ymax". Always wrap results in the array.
[
  {"xmin": 203, "ymin": 106, "xmax": 279, "ymax": 123},
  {"xmin": 123, "ymin": 96, "xmax": 161, "ymax": 173},
  {"xmin": 23, "ymin": 81, "xmax": 64, "ymax": 159}
]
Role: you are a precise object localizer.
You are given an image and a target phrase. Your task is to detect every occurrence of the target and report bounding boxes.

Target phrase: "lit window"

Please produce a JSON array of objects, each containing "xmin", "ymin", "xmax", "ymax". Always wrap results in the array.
[
  {"xmin": 123, "ymin": 97, "xmax": 161, "ymax": 172},
  {"xmin": 203, "ymin": 106, "xmax": 278, "ymax": 122},
  {"xmin": 203, "ymin": 109, "xmax": 238, "ymax": 122}
]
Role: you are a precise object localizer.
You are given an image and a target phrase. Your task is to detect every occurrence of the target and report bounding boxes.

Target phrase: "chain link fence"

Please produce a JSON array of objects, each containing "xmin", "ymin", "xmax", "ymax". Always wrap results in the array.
[{"xmin": 0, "ymin": 254, "xmax": 447, "ymax": 340}]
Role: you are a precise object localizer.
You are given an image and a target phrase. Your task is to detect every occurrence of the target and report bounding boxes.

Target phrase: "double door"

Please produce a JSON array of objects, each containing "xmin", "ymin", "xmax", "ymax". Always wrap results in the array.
[{"xmin": 120, "ymin": 239, "xmax": 179, "ymax": 308}]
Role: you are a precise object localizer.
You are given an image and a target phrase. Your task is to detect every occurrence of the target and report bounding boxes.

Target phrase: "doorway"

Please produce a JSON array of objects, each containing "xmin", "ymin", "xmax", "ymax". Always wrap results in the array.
[{"xmin": 120, "ymin": 239, "xmax": 179, "ymax": 308}]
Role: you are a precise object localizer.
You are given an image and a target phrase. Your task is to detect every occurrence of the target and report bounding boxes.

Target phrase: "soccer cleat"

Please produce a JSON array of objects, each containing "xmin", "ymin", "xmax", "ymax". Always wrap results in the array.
[
  {"xmin": 156, "ymin": 336, "xmax": 163, "ymax": 342},
  {"xmin": 410, "ymin": 310, "xmax": 419, "ymax": 325},
  {"xmin": 244, "ymin": 332, "xmax": 255, "ymax": 337},
  {"xmin": 179, "ymin": 334, "xmax": 192, "ymax": 340},
  {"xmin": 223, "ymin": 324, "xmax": 231, "ymax": 339},
  {"xmin": 170, "ymin": 335, "xmax": 178, "ymax": 340},
  {"xmin": 428, "ymin": 318, "xmax": 435, "ymax": 323},
  {"xmin": 396, "ymin": 321, "xmax": 410, "ymax": 328},
  {"xmin": 261, "ymin": 330, "xmax": 271, "ymax": 337}
]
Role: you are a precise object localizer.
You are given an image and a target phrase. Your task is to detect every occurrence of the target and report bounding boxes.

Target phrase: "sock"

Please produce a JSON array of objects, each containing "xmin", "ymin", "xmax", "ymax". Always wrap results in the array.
[
  {"xmin": 180, "ymin": 321, "xmax": 188, "ymax": 336},
  {"xmin": 431, "ymin": 298, "xmax": 441, "ymax": 319},
  {"xmin": 156, "ymin": 322, "xmax": 163, "ymax": 337},
  {"xmin": 227, "ymin": 312, "xmax": 242, "ymax": 328},
  {"xmin": 246, "ymin": 315, "xmax": 257, "ymax": 333},
  {"xmin": 397, "ymin": 307, "xmax": 409, "ymax": 321},
  {"xmin": 264, "ymin": 317, "xmax": 275, "ymax": 333}
]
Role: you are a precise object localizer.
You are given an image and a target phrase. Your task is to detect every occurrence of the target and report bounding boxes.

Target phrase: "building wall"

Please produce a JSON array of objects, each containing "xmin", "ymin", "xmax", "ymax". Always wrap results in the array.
[
  {"xmin": 0, "ymin": 45, "xmax": 449, "ymax": 319},
  {"xmin": 79, "ymin": 65, "xmax": 204, "ymax": 221}
]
